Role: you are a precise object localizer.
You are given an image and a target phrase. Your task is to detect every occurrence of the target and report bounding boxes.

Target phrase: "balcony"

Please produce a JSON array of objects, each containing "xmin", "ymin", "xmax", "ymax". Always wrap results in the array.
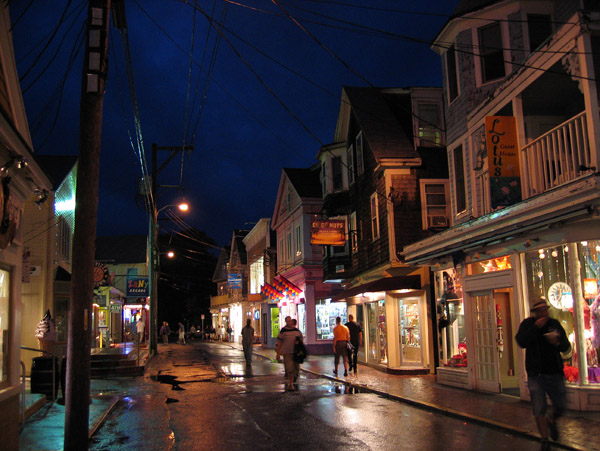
[
  {"xmin": 210, "ymin": 294, "xmax": 229, "ymax": 308},
  {"xmin": 521, "ymin": 112, "xmax": 593, "ymax": 199}
]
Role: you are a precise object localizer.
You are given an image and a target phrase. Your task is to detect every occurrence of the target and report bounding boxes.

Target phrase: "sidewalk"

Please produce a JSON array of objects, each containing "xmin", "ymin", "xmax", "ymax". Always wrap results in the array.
[
  {"xmin": 226, "ymin": 341, "xmax": 599, "ymax": 451},
  {"xmin": 20, "ymin": 343, "xmax": 151, "ymax": 450}
]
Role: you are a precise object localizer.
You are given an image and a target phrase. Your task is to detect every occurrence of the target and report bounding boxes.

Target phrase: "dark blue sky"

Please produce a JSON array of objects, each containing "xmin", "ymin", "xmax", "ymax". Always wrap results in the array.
[{"xmin": 10, "ymin": 0, "xmax": 455, "ymax": 246}]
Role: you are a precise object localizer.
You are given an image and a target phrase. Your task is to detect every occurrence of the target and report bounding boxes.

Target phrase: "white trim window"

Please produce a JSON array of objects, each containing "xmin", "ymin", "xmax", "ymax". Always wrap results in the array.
[
  {"xmin": 350, "ymin": 211, "xmax": 358, "ymax": 254},
  {"xmin": 420, "ymin": 180, "xmax": 450, "ymax": 229},
  {"xmin": 417, "ymin": 103, "xmax": 442, "ymax": 147},
  {"xmin": 286, "ymin": 231, "xmax": 292, "ymax": 262},
  {"xmin": 370, "ymin": 193, "xmax": 380, "ymax": 240},
  {"xmin": 295, "ymin": 225, "xmax": 302, "ymax": 258},
  {"xmin": 347, "ymin": 144, "xmax": 355, "ymax": 185},
  {"xmin": 453, "ymin": 145, "xmax": 467, "ymax": 214},
  {"xmin": 249, "ymin": 258, "xmax": 264, "ymax": 294},
  {"xmin": 478, "ymin": 21, "xmax": 505, "ymax": 83},
  {"xmin": 446, "ymin": 44, "xmax": 459, "ymax": 103},
  {"xmin": 356, "ymin": 132, "xmax": 364, "ymax": 176}
]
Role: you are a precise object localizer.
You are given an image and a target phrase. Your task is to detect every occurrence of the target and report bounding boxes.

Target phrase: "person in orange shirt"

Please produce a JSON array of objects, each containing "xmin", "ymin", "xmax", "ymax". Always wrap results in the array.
[{"xmin": 333, "ymin": 316, "xmax": 350, "ymax": 377}]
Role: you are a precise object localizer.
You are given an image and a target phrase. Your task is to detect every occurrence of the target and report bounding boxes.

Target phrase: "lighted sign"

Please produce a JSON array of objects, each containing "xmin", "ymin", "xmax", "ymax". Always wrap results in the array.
[
  {"xmin": 485, "ymin": 116, "xmax": 522, "ymax": 209},
  {"xmin": 228, "ymin": 273, "xmax": 243, "ymax": 289},
  {"xmin": 310, "ymin": 219, "xmax": 346, "ymax": 245},
  {"xmin": 127, "ymin": 277, "xmax": 149, "ymax": 297}
]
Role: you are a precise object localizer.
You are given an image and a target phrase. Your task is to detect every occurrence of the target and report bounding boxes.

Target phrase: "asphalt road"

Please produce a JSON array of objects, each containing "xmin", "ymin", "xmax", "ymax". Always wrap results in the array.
[{"xmin": 89, "ymin": 342, "xmax": 542, "ymax": 450}]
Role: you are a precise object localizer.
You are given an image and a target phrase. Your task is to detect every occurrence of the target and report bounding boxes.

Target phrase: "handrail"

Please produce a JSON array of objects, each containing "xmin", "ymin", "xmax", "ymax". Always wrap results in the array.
[{"xmin": 20, "ymin": 346, "xmax": 59, "ymax": 405}]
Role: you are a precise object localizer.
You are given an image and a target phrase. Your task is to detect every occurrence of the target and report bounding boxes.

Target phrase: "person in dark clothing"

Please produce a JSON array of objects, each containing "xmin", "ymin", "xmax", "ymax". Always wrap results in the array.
[
  {"xmin": 516, "ymin": 298, "xmax": 571, "ymax": 451},
  {"xmin": 345, "ymin": 314, "xmax": 363, "ymax": 374}
]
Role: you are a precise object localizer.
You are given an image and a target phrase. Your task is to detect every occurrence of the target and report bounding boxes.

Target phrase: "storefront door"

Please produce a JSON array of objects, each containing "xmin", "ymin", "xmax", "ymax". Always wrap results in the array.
[
  {"xmin": 399, "ymin": 297, "xmax": 422, "ymax": 366},
  {"xmin": 471, "ymin": 291, "xmax": 501, "ymax": 392}
]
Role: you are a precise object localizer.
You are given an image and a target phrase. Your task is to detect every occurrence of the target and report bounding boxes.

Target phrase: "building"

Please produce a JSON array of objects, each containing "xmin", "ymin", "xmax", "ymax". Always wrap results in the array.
[
  {"xmin": 210, "ymin": 245, "xmax": 230, "ymax": 337},
  {"xmin": 95, "ymin": 234, "xmax": 149, "ymax": 346},
  {"xmin": 271, "ymin": 165, "xmax": 343, "ymax": 354},
  {"xmin": 20, "ymin": 155, "xmax": 77, "ymax": 371},
  {"xmin": 227, "ymin": 229, "xmax": 250, "ymax": 342},
  {"xmin": 0, "ymin": 3, "xmax": 53, "ymax": 446},
  {"xmin": 321, "ymin": 86, "xmax": 448, "ymax": 373},
  {"xmin": 243, "ymin": 218, "xmax": 276, "ymax": 346},
  {"xmin": 403, "ymin": 0, "xmax": 600, "ymax": 410}
]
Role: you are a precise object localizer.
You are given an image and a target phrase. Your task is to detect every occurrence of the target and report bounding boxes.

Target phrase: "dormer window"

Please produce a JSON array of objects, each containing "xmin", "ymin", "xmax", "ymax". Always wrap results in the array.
[
  {"xmin": 332, "ymin": 156, "xmax": 343, "ymax": 192},
  {"xmin": 478, "ymin": 22, "xmax": 505, "ymax": 83},
  {"xmin": 418, "ymin": 103, "xmax": 442, "ymax": 147}
]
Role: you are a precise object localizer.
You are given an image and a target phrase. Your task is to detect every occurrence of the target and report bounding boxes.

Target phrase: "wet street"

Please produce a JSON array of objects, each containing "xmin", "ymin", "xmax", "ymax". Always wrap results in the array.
[{"xmin": 89, "ymin": 342, "xmax": 541, "ymax": 450}]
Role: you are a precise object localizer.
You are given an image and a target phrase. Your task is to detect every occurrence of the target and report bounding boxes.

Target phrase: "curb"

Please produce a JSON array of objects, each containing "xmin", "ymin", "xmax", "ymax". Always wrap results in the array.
[{"xmin": 88, "ymin": 396, "xmax": 120, "ymax": 439}]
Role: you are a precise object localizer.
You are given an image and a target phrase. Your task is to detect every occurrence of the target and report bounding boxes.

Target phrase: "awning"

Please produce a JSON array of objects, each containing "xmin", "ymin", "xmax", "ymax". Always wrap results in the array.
[{"xmin": 332, "ymin": 275, "xmax": 421, "ymax": 302}]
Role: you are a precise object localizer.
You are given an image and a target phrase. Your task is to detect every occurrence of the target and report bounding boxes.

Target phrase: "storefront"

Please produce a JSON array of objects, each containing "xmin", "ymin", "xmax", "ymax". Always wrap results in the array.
[
  {"xmin": 92, "ymin": 286, "xmax": 125, "ymax": 348},
  {"xmin": 332, "ymin": 275, "xmax": 430, "ymax": 373},
  {"xmin": 123, "ymin": 303, "xmax": 148, "ymax": 343},
  {"xmin": 433, "ymin": 241, "xmax": 600, "ymax": 411}
]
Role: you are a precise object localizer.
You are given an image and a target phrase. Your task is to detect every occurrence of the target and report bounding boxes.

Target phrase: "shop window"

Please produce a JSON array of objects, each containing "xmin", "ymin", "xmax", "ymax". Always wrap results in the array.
[
  {"xmin": 436, "ymin": 268, "xmax": 466, "ymax": 368},
  {"xmin": 249, "ymin": 258, "xmax": 264, "ymax": 294},
  {"xmin": 297, "ymin": 304, "xmax": 306, "ymax": 335},
  {"xmin": 524, "ymin": 242, "xmax": 600, "ymax": 384},
  {"xmin": 315, "ymin": 298, "xmax": 347, "ymax": 340},
  {"xmin": 366, "ymin": 300, "xmax": 387, "ymax": 364},
  {"xmin": 468, "ymin": 256, "xmax": 512, "ymax": 275},
  {"xmin": 0, "ymin": 269, "xmax": 9, "ymax": 387}
]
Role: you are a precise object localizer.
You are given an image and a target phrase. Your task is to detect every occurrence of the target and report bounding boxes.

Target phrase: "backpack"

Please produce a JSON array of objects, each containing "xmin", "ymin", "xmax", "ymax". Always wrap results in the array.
[{"xmin": 293, "ymin": 337, "xmax": 307, "ymax": 363}]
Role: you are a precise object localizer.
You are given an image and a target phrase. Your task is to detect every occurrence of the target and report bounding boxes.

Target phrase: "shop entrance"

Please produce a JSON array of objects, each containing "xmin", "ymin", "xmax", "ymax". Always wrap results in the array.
[{"xmin": 470, "ymin": 288, "xmax": 517, "ymax": 393}]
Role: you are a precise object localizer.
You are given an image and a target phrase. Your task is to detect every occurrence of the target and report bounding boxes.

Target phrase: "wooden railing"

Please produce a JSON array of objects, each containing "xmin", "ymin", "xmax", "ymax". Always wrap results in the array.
[{"xmin": 521, "ymin": 112, "xmax": 592, "ymax": 199}]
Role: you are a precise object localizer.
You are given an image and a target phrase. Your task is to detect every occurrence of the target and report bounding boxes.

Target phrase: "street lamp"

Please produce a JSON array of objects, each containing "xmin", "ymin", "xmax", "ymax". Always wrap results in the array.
[{"xmin": 148, "ymin": 202, "xmax": 189, "ymax": 355}]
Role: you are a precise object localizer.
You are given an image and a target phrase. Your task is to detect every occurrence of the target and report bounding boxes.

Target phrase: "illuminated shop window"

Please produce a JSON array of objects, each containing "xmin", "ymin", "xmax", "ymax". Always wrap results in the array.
[
  {"xmin": 524, "ymin": 242, "xmax": 600, "ymax": 384},
  {"xmin": 435, "ymin": 268, "xmax": 466, "ymax": 368},
  {"xmin": 468, "ymin": 255, "xmax": 512, "ymax": 275},
  {"xmin": 315, "ymin": 299, "xmax": 347, "ymax": 340}
]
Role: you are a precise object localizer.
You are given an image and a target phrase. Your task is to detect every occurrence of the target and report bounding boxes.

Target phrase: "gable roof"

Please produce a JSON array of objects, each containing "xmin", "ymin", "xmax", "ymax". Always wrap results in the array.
[
  {"xmin": 342, "ymin": 87, "xmax": 419, "ymax": 161},
  {"xmin": 95, "ymin": 235, "xmax": 148, "ymax": 264},
  {"xmin": 35, "ymin": 155, "xmax": 78, "ymax": 190},
  {"xmin": 283, "ymin": 166, "xmax": 322, "ymax": 199},
  {"xmin": 212, "ymin": 245, "xmax": 230, "ymax": 282},
  {"xmin": 231, "ymin": 229, "xmax": 250, "ymax": 265}
]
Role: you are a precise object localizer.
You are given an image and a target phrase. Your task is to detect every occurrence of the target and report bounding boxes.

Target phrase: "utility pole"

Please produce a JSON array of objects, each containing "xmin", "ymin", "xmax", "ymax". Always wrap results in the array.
[
  {"xmin": 64, "ymin": 1, "xmax": 111, "ymax": 449},
  {"xmin": 148, "ymin": 144, "xmax": 193, "ymax": 355}
]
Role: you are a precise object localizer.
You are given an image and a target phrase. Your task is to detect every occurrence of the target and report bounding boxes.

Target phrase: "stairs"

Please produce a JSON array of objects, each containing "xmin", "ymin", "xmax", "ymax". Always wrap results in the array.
[{"xmin": 91, "ymin": 352, "xmax": 144, "ymax": 378}]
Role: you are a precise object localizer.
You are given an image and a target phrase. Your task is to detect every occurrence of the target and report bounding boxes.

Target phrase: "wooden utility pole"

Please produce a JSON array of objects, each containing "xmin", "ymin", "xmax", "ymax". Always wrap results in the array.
[{"xmin": 64, "ymin": 1, "xmax": 111, "ymax": 449}]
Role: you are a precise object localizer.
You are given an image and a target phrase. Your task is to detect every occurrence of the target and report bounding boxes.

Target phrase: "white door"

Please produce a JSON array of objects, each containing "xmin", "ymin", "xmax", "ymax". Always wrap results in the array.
[{"xmin": 471, "ymin": 292, "xmax": 500, "ymax": 393}]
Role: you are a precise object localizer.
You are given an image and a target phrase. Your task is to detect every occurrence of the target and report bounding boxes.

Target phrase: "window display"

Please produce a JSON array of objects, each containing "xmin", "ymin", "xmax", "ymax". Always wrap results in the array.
[
  {"xmin": 435, "ymin": 268, "xmax": 466, "ymax": 368},
  {"xmin": 367, "ymin": 300, "xmax": 387, "ymax": 364},
  {"xmin": 297, "ymin": 304, "xmax": 306, "ymax": 335},
  {"xmin": 399, "ymin": 298, "xmax": 422, "ymax": 364},
  {"xmin": 524, "ymin": 242, "xmax": 600, "ymax": 384},
  {"xmin": 316, "ymin": 299, "xmax": 346, "ymax": 340}
]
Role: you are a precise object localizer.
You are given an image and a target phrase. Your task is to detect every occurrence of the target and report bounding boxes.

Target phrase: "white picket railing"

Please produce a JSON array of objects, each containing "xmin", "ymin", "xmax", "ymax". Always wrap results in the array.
[{"xmin": 521, "ymin": 112, "xmax": 591, "ymax": 199}]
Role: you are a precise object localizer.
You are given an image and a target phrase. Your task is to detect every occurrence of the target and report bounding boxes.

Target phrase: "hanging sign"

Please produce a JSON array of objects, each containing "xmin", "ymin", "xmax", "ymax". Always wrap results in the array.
[
  {"xmin": 310, "ymin": 219, "xmax": 346, "ymax": 245},
  {"xmin": 127, "ymin": 277, "xmax": 149, "ymax": 297},
  {"xmin": 485, "ymin": 116, "xmax": 522, "ymax": 209},
  {"xmin": 228, "ymin": 273, "xmax": 243, "ymax": 289},
  {"xmin": 94, "ymin": 262, "xmax": 110, "ymax": 288}
]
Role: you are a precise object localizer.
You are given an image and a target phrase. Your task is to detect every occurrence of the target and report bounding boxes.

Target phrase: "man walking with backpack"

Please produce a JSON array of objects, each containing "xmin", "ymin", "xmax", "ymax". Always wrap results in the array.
[{"xmin": 276, "ymin": 316, "xmax": 303, "ymax": 391}]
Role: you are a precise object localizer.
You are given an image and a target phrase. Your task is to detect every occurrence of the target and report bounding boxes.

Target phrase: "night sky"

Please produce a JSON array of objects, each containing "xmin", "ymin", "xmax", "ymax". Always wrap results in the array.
[{"xmin": 10, "ymin": 0, "xmax": 455, "ymax": 247}]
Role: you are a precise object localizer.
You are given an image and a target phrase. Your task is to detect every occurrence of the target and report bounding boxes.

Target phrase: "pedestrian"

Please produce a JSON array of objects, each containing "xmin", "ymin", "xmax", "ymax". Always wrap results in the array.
[
  {"xmin": 178, "ymin": 322, "xmax": 186, "ymax": 345},
  {"xmin": 219, "ymin": 324, "xmax": 225, "ymax": 341},
  {"xmin": 159, "ymin": 321, "xmax": 170, "ymax": 344},
  {"xmin": 227, "ymin": 324, "xmax": 233, "ymax": 342},
  {"xmin": 345, "ymin": 314, "xmax": 363, "ymax": 374},
  {"xmin": 516, "ymin": 298, "xmax": 571, "ymax": 451},
  {"xmin": 241, "ymin": 318, "xmax": 255, "ymax": 365},
  {"xmin": 276, "ymin": 316, "xmax": 303, "ymax": 391},
  {"xmin": 189, "ymin": 325, "xmax": 196, "ymax": 342},
  {"xmin": 210, "ymin": 325, "xmax": 216, "ymax": 341},
  {"xmin": 332, "ymin": 316, "xmax": 350, "ymax": 377},
  {"xmin": 136, "ymin": 317, "xmax": 145, "ymax": 344}
]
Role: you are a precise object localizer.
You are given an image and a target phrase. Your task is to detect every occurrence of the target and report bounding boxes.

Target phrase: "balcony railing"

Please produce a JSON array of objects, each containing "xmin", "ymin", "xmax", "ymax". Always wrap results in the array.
[{"xmin": 521, "ymin": 112, "xmax": 592, "ymax": 199}]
